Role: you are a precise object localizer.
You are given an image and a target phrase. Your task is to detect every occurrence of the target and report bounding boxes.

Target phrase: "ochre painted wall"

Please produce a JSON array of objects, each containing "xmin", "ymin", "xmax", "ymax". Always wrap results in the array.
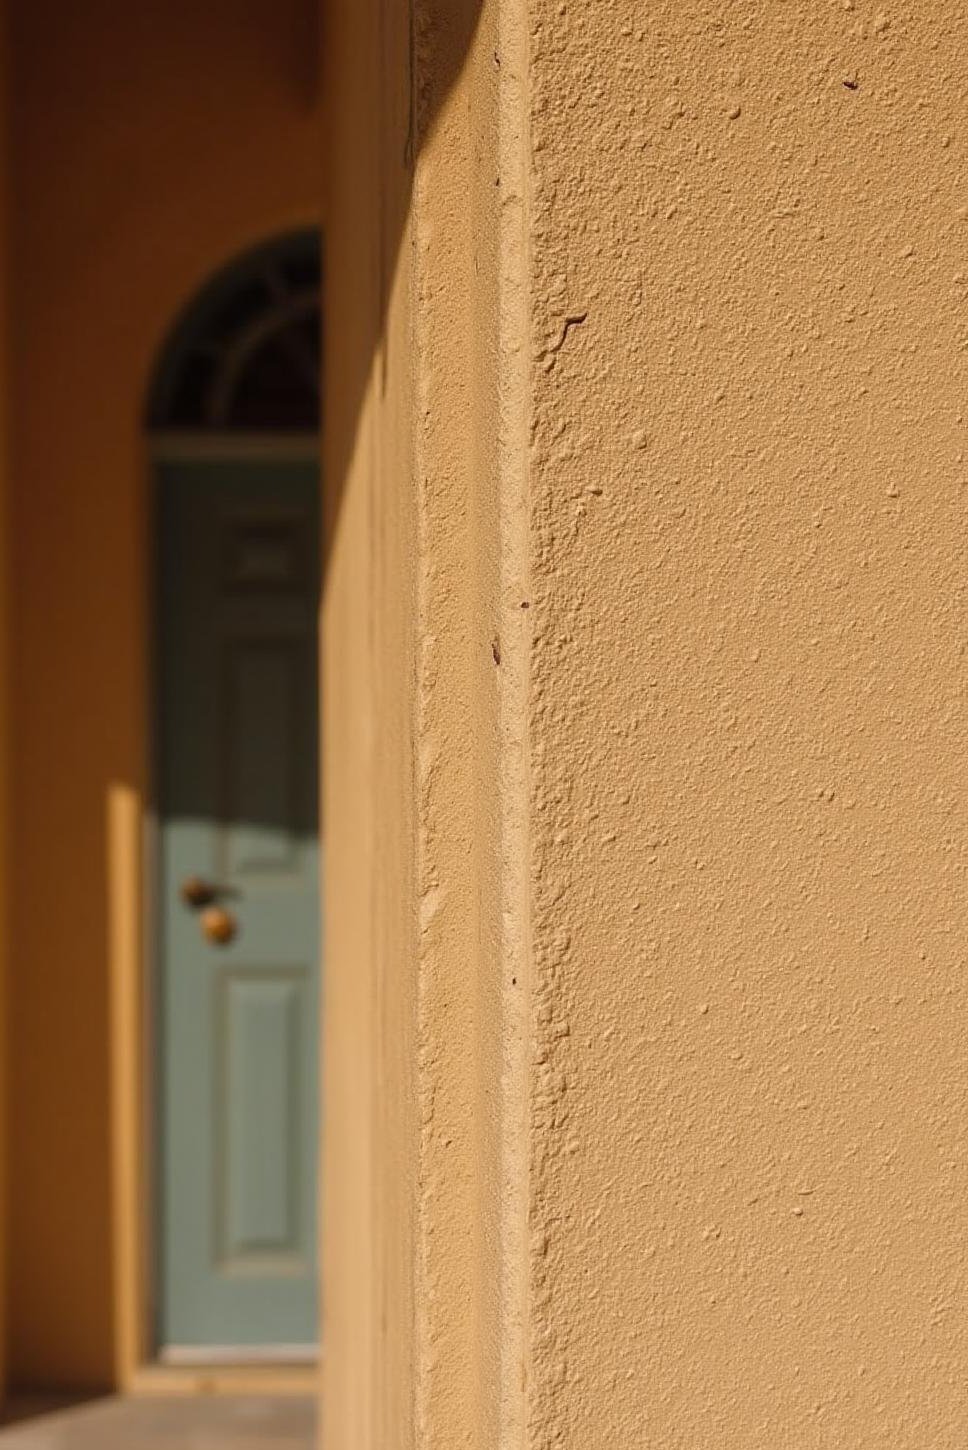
[
  {"xmin": 7, "ymin": 0, "xmax": 321, "ymax": 1389},
  {"xmin": 325, "ymin": 0, "xmax": 968, "ymax": 1444}
]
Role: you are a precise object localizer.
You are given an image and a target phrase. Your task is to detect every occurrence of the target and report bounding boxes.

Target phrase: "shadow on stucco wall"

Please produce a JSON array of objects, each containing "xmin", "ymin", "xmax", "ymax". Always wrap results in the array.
[{"xmin": 320, "ymin": 0, "xmax": 485, "ymax": 563}]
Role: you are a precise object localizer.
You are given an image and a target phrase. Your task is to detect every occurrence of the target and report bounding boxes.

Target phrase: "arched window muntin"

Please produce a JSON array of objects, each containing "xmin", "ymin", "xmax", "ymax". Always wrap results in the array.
[{"xmin": 147, "ymin": 229, "xmax": 321, "ymax": 435}]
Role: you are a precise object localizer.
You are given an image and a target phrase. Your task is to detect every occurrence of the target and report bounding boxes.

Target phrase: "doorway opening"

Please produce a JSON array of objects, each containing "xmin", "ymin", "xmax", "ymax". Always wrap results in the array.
[{"xmin": 146, "ymin": 230, "xmax": 322, "ymax": 1369}]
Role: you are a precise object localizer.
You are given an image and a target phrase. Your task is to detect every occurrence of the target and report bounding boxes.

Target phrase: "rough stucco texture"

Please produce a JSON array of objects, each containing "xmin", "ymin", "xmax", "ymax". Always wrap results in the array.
[{"xmin": 528, "ymin": 2, "xmax": 968, "ymax": 1444}]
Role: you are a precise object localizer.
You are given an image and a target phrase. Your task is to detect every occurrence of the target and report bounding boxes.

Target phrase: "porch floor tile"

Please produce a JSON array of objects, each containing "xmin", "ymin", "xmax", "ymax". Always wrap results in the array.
[{"xmin": 0, "ymin": 1396, "xmax": 315, "ymax": 1449}]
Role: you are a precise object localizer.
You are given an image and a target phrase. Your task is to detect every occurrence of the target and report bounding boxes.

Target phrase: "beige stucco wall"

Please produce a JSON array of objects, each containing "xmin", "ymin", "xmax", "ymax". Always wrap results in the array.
[
  {"xmin": 325, "ymin": 0, "xmax": 968, "ymax": 1445},
  {"xmin": 527, "ymin": 2, "xmax": 968, "ymax": 1440}
]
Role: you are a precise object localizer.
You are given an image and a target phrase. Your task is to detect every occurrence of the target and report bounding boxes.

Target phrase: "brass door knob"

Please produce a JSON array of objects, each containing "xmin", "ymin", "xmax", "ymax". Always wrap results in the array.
[
  {"xmin": 180, "ymin": 875, "xmax": 217, "ymax": 908},
  {"xmin": 200, "ymin": 905, "xmax": 237, "ymax": 946}
]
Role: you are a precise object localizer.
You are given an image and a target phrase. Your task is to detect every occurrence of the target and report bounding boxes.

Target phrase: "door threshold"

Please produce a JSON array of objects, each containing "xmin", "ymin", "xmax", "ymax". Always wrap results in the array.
[
  {"xmin": 127, "ymin": 1359, "xmax": 319, "ymax": 1398},
  {"xmin": 160, "ymin": 1344, "xmax": 317, "ymax": 1367}
]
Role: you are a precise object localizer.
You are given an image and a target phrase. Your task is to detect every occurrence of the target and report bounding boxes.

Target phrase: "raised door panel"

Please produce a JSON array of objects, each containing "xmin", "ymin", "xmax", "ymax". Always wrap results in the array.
[
  {"xmin": 219, "ymin": 972, "xmax": 307, "ymax": 1266},
  {"xmin": 219, "ymin": 640, "xmax": 303, "ymax": 879}
]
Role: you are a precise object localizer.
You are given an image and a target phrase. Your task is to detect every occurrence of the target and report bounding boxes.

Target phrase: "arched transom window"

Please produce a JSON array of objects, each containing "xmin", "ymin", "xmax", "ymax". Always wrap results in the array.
[{"xmin": 148, "ymin": 229, "xmax": 321, "ymax": 433}]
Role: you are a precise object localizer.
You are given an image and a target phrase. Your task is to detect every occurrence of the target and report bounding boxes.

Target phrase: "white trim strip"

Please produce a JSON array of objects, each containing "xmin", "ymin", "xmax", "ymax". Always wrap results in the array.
[{"xmin": 158, "ymin": 1343, "xmax": 318, "ymax": 1367}]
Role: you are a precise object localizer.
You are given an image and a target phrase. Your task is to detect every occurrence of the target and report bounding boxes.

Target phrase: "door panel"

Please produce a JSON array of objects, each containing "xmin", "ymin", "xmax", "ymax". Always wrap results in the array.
[
  {"xmin": 222, "ymin": 640, "xmax": 303, "ymax": 875},
  {"xmin": 156, "ymin": 456, "xmax": 319, "ymax": 1353},
  {"xmin": 221, "ymin": 972, "xmax": 303, "ymax": 1263}
]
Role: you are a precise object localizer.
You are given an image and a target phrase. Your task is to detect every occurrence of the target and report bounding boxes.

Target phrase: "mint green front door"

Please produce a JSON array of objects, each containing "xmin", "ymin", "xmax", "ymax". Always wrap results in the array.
[{"xmin": 156, "ymin": 455, "xmax": 320, "ymax": 1355}]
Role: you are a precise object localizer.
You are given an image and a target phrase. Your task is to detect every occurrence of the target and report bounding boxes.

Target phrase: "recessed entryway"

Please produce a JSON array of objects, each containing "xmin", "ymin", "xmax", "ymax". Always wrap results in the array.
[
  {"xmin": 147, "ymin": 231, "xmax": 322, "ymax": 1364},
  {"xmin": 4, "ymin": 0, "xmax": 327, "ymax": 1394}
]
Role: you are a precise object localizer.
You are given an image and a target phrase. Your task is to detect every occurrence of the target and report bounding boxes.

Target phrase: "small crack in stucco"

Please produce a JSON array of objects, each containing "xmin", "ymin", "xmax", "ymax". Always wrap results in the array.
[{"xmin": 543, "ymin": 311, "xmax": 589, "ymax": 370}]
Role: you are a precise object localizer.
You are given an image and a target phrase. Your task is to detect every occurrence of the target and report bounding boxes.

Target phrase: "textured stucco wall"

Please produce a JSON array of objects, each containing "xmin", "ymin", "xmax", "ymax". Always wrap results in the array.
[
  {"xmin": 323, "ymin": 0, "xmax": 509, "ymax": 1443},
  {"xmin": 325, "ymin": 0, "xmax": 968, "ymax": 1445},
  {"xmin": 323, "ymin": 0, "xmax": 526, "ymax": 1444},
  {"xmin": 527, "ymin": 0, "xmax": 968, "ymax": 1442}
]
